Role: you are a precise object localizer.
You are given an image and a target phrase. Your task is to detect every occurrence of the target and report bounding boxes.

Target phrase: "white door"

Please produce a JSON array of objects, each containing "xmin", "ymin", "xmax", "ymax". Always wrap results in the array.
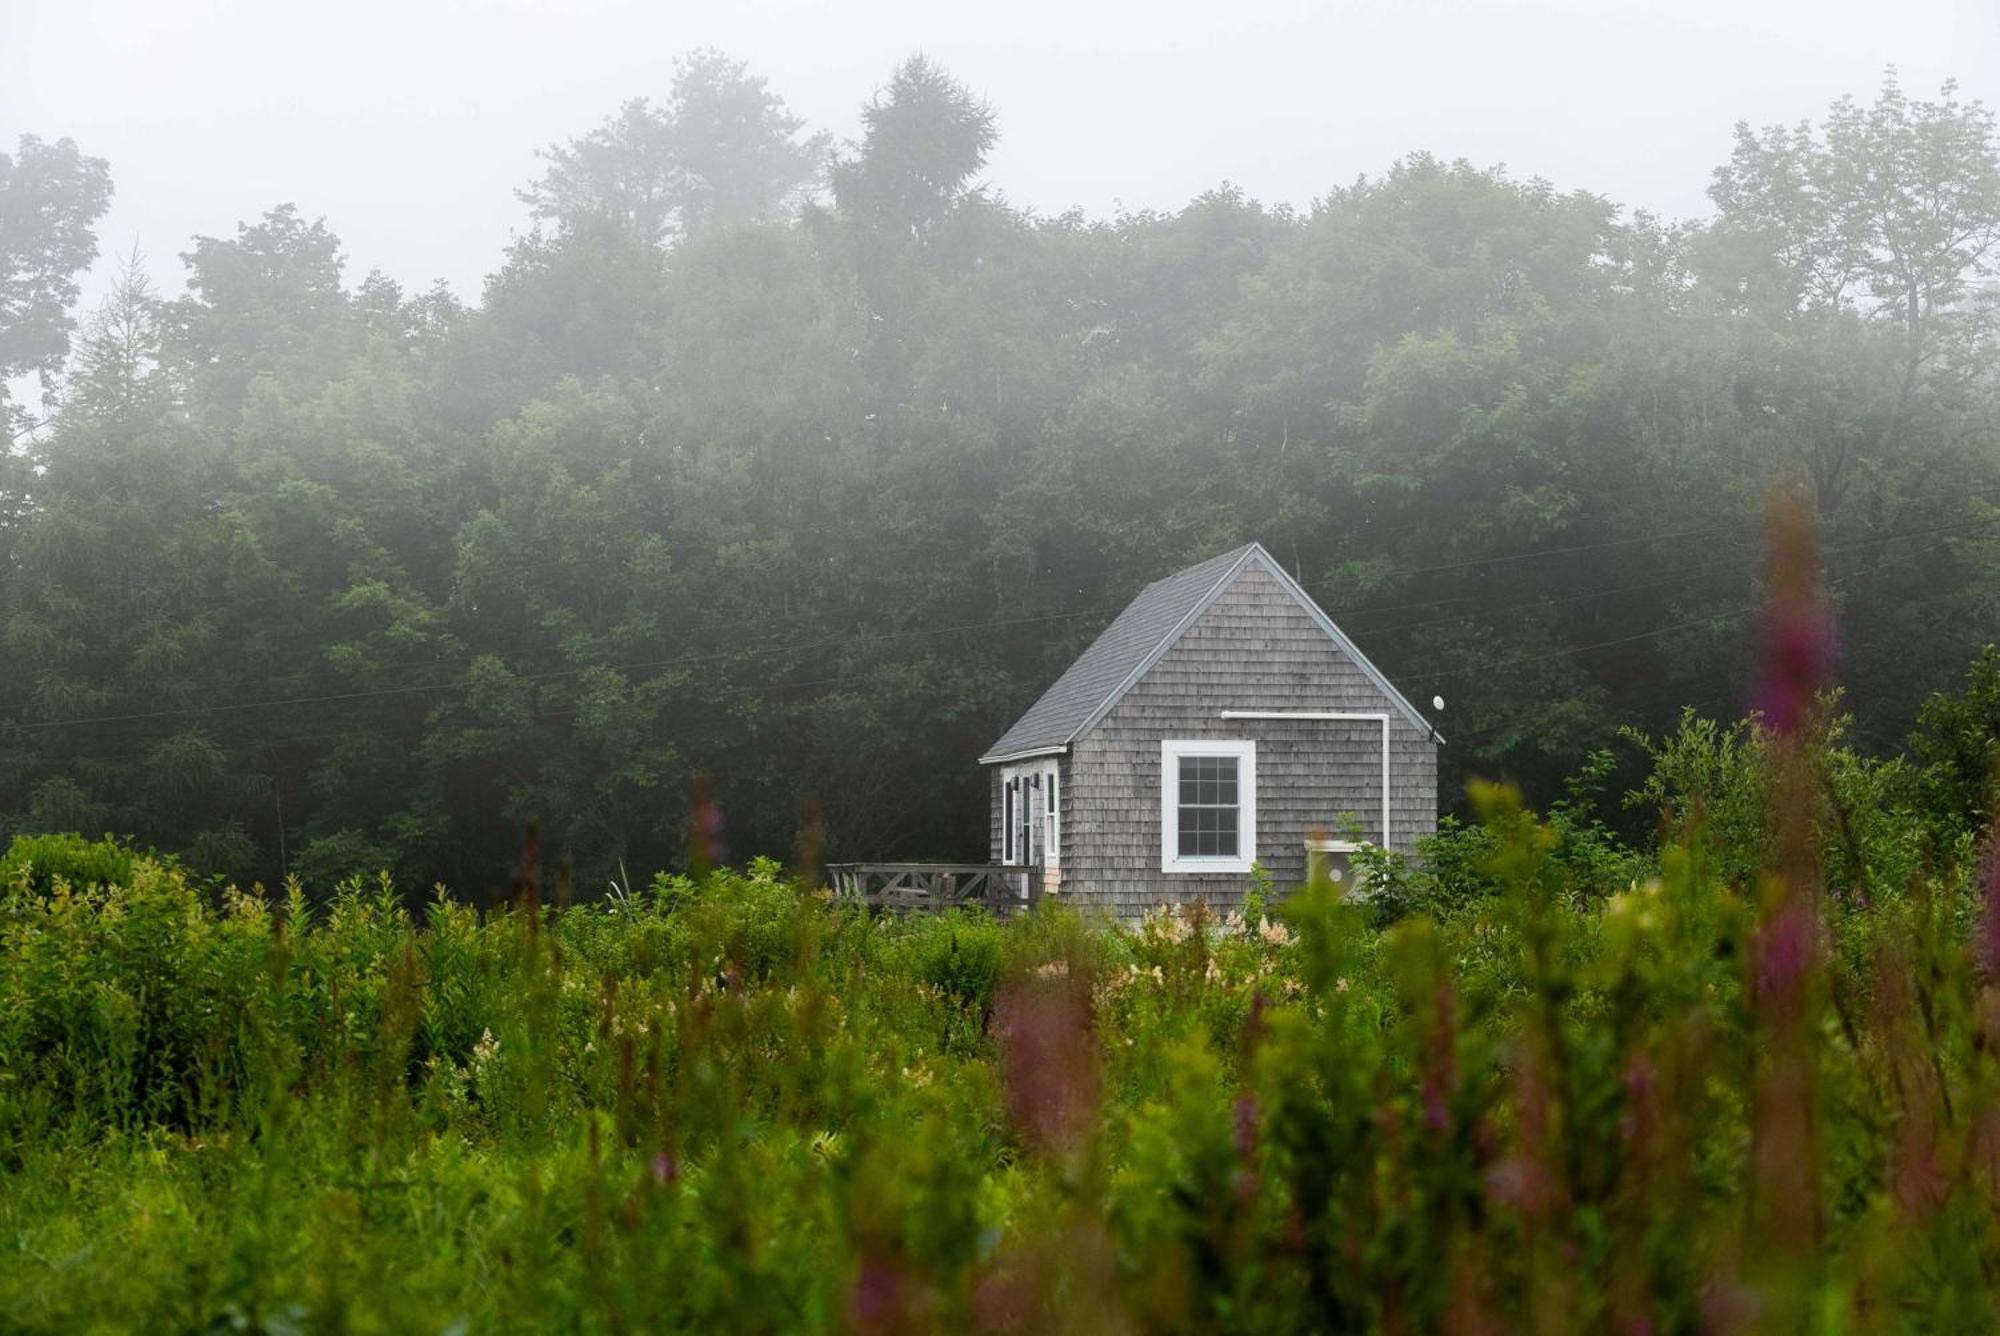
[
  {"xmin": 1038, "ymin": 761, "xmax": 1060, "ymax": 874},
  {"xmin": 1002, "ymin": 766, "xmax": 1039, "ymax": 867},
  {"xmin": 1002, "ymin": 763, "xmax": 1059, "ymax": 883},
  {"xmin": 1021, "ymin": 767, "xmax": 1043, "ymax": 867}
]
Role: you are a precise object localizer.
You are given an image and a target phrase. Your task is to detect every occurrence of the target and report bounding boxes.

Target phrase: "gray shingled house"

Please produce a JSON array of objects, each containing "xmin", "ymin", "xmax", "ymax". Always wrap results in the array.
[{"xmin": 981, "ymin": 542, "xmax": 1440, "ymax": 916}]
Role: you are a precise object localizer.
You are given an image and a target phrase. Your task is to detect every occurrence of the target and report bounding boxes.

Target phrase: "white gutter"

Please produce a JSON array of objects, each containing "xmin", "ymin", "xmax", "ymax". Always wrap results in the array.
[
  {"xmin": 1218, "ymin": 710, "xmax": 1393, "ymax": 848},
  {"xmin": 978, "ymin": 744, "xmax": 1069, "ymax": 766}
]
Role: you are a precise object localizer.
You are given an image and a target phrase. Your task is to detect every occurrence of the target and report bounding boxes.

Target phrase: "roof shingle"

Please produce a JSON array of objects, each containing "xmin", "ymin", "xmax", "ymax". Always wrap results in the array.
[
  {"xmin": 980, "ymin": 542, "xmax": 1438, "ymax": 763},
  {"xmin": 980, "ymin": 545, "xmax": 1257, "ymax": 761}
]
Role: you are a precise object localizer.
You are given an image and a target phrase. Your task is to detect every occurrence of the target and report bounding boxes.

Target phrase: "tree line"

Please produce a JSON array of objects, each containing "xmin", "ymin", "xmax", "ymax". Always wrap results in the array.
[{"xmin": 1, "ymin": 55, "xmax": 1996, "ymax": 894}]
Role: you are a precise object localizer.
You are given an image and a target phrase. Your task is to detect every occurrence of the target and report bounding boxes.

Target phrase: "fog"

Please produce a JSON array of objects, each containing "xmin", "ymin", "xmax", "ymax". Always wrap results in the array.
[
  {"xmin": 12, "ymin": 0, "xmax": 1997, "ymax": 304},
  {"xmin": 4, "ymin": 0, "xmax": 1998, "ymax": 889}
]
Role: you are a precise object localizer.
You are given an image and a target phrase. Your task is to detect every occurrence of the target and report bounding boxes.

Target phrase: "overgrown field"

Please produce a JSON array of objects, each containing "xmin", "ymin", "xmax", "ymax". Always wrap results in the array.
[{"xmin": 4, "ymin": 677, "xmax": 2000, "ymax": 1333}]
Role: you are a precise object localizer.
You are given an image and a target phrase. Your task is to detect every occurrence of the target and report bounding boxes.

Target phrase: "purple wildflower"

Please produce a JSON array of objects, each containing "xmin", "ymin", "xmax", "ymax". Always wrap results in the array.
[
  {"xmin": 992, "ymin": 978, "xmax": 1098, "ymax": 1153},
  {"xmin": 1980, "ymin": 844, "xmax": 2000, "ymax": 984},
  {"xmin": 1754, "ymin": 611, "xmax": 1834, "ymax": 739},
  {"xmin": 1753, "ymin": 896, "xmax": 1815, "ymax": 1010},
  {"xmin": 688, "ymin": 774, "xmax": 727, "ymax": 872},
  {"xmin": 1422, "ymin": 977, "xmax": 1458, "ymax": 1136},
  {"xmin": 1233, "ymin": 1093, "xmax": 1258, "ymax": 1160},
  {"xmin": 1233, "ymin": 1093, "xmax": 1263, "ymax": 1205},
  {"xmin": 1620, "ymin": 1050, "xmax": 1657, "ymax": 1150},
  {"xmin": 848, "ymin": 1255, "xmax": 910, "ymax": 1332},
  {"xmin": 1752, "ymin": 482, "xmax": 1832, "ymax": 740}
]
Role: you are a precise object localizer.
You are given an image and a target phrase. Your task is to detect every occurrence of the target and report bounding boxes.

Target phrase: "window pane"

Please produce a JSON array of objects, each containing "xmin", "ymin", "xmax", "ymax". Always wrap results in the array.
[{"xmin": 1172, "ymin": 751, "xmax": 1243, "ymax": 861}]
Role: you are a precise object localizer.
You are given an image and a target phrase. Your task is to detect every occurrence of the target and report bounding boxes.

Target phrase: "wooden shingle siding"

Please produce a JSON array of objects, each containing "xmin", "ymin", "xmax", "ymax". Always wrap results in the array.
[{"xmin": 1061, "ymin": 561, "xmax": 1437, "ymax": 919}]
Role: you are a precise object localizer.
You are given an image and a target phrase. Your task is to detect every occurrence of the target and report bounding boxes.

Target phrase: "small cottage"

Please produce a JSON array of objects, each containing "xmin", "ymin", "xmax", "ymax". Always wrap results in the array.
[{"xmin": 981, "ymin": 542, "xmax": 1440, "ymax": 916}]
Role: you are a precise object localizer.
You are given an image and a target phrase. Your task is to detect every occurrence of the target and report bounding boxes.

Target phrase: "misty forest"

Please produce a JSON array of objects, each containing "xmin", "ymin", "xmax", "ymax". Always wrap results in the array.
[
  {"xmin": 5, "ymin": 56, "xmax": 1994, "ymax": 890},
  {"xmin": 7, "ymin": 49, "xmax": 2000, "ymax": 1332}
]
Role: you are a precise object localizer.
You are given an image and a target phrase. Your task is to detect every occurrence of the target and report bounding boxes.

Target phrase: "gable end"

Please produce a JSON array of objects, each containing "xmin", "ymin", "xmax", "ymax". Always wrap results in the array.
[
  {"xmin": 979, "ymin": 541, "xmax": 1438, "ymax": 765},
  {"xmin": 1070, "ymin": 544, "xmax": 1437, "ymax": 745}
]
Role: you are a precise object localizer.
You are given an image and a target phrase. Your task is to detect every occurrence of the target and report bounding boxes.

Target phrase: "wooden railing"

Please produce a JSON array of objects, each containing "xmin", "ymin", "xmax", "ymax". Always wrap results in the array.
[{"xmin": 824, "ymin": 863, "xmax": 1039, "ymax": 917}]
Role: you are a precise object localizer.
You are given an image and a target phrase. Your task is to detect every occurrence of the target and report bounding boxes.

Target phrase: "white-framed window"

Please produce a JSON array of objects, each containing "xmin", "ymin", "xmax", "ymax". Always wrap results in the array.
[{"xmin": 1160, "ymin": 739, "xmax": 1256, "ymax": 873}]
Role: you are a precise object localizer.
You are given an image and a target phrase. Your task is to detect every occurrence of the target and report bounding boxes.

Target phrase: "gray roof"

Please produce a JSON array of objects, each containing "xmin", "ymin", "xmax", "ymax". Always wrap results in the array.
[{"xmin": 980, "ymin": 542, "xmax": 1437, "ymax": 764}]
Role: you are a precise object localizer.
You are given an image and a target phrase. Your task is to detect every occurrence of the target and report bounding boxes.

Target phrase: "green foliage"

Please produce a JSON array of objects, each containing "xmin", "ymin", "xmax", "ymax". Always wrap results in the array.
[
  {"xmin": 0, "ymin": 830, "xmax": 139, "ymax": 895},
  {"xmin": 1909, "ymin": 645, "xmax": 2000, "ymax": 843},
  {"xmin": 1367, "ymin": 749, "xmax": 1648, "ymax": 922},
  {"xmin": 0, "ymin": 132, "xmax": 114, "ymax": 434},
  {"xmin": 293, "ymin": 828, "xmax": 399, "ymax": 891},
  {"xmin": 1624, "ymin": 702, "xmax": 1957, "ymax": 905},
  {"xmin": 830, "ymin": 54, "xmax": 996, "ymax": 243},
  {"xmin": 521, "ymin": 50, "xmax": 829, "ymax": 244},
  {"xmin": 6, "ymin": 711, "xmax": 2000, "ymax": 1328}
]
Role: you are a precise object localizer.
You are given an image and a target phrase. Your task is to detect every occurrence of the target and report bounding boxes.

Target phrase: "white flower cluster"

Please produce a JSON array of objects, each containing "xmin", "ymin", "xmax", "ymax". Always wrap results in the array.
[
  {"xmin": 1256, "ymin": 916, "xmax": 1294, "ymax": 948},
  {"xmin": 1139, "ymin": 904, "xmax": 1192, "ymax": 943}
]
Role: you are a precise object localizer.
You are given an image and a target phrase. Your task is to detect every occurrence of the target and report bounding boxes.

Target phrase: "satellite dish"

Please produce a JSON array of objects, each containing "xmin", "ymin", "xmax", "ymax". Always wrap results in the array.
[{"xmin": 1432, "ymin": 695, "xmax": 1446, "ymax": 711}]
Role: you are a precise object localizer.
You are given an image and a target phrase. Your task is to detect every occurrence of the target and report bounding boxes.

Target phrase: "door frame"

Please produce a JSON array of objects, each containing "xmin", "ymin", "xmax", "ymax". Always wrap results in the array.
[{"xmin": 1000, "ymin": 760, "xmax": 1061, "ymax": 874}]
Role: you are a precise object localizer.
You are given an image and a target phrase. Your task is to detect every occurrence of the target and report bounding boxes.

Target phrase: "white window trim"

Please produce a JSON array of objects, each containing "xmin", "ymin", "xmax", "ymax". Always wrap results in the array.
[
  {"xmin": 1044, "ymin": 766, "xmax": 1059, "ymax": 870},
  {"xmin": 1161, "ymin": 739, "xmax": 1257, "ymax": 874}
]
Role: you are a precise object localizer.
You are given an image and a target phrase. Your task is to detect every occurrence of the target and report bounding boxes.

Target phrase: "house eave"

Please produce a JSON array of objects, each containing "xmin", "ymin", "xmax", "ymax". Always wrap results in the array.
[{"xmin": 978, "ymin": 744, "xmax": 1070, "ymax": 766}]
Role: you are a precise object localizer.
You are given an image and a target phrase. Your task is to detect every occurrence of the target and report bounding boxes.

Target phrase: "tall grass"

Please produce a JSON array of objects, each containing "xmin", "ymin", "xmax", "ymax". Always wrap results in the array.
[{"xmin": 1, "ymin": 756, "xmax": 1994, "ymax": 1333}]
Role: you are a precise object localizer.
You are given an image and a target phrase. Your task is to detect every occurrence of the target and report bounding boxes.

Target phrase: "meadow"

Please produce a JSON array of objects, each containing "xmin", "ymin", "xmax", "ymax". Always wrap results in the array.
[
  {"xmin": 8, "ymin": 49, "xmax": 2000, "ymax": 1335},
  {"xmin": 3, "ymin": 654, "xmax": 1999, "ymax": 1332}
]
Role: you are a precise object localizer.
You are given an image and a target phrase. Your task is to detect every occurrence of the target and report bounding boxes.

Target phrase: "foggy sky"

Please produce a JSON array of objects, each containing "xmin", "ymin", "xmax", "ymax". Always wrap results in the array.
[{"xmin": 9, "ymin": 0, "xmax": 2000, "ymax": 310}]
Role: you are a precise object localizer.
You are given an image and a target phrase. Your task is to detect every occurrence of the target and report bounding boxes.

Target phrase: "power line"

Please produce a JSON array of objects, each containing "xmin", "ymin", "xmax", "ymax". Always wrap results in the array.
[
  {"xmin": 11, "ymin": 514, "xmax": 1992, "ymax": 739},
  {"xmin": 1432, "ymin": 537, "xmax": 1985, "ymax": 750},
  {"xmin": 1405, "ymin": 604, "xmax": 1759, "ymax": 691},
  {"xmin": 1333, "ymin": 513, "xmax": 1998, "ymax": 628},
  {"xmin": 1346, "ymin": 517, "xmax": 1996, "ymax": 650},
  {"xmin": 7, "ymin": 603, "xmax": 1120, "ymax": 733},
  {"xmin": 1385, "ymin": 519, "xmax": 1744, "ymax": 579},
  {"xmin": 20, "ymin": 663, "xmax": 924, "ymax": 771},
  {"xmin": 1344, "ymin": 552, "xmax": 1758, "ymax": 639}
]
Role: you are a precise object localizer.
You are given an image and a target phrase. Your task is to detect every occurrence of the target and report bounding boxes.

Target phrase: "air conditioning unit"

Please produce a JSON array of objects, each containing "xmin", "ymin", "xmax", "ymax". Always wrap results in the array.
[{"xmin": 1304, "ymin": 838, "xmax": 1363, "ymax": 890}]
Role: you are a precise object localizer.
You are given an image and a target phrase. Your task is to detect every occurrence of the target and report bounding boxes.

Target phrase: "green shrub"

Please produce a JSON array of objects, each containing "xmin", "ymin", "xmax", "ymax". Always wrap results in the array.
[
  {"xmin": 4, "ymin": 715, "xmax": 1999, "ymax": 1330},
  {"xmin": 0, "ymin": 831, "xmax": 141, "ymax": 896}
]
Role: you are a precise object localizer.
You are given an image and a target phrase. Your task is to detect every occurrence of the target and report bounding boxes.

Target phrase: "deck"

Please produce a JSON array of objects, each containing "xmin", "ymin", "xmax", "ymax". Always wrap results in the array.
[{"xmin": 824, "ymin": 863, "xmax": 1041, "ymax": 918}]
